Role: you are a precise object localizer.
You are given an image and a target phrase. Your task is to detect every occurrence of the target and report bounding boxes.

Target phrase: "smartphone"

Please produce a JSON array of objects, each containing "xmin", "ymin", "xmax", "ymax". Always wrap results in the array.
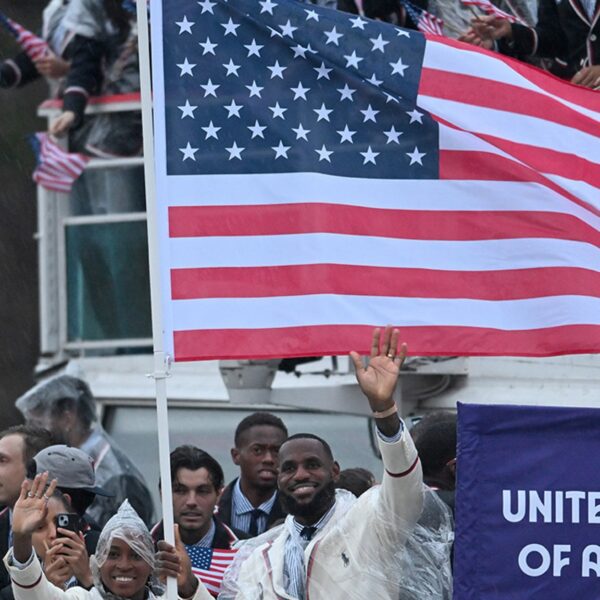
[{"xmin": 54, "ymin": 513, "xmax": 81, "ymax": 534}]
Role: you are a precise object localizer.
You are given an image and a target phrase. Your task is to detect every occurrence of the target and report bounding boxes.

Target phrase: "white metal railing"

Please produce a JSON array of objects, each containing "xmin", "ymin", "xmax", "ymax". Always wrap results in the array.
[{"xmin": 37, "ymin": 97, "xmax": 151, "ymax": 365}]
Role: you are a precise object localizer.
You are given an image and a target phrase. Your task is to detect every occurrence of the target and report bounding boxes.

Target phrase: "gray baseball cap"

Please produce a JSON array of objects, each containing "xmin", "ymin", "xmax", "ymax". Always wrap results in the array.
[{"xmin": 33, "ymin": 445, "xmax": 112, "ymax": 497}]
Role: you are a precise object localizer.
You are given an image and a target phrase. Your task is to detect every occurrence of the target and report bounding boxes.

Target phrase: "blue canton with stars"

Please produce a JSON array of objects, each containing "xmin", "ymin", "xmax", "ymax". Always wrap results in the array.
[
  {"xmin": 185, "ymin": 545, "xmax": 213, "ymax": 570},
  {"xmin": 163, "ymin": 0, "xmax": 439, "ymax": 178}
]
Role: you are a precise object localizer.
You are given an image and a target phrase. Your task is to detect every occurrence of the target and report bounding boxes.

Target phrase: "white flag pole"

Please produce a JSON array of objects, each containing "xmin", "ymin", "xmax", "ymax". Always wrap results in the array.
[{"xmin": 135, "ymin": 1, "xmax": 177, "ymax": 599}]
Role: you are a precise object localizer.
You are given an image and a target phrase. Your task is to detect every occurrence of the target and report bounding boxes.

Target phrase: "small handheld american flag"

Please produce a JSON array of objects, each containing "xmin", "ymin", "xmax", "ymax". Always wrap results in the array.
[
  {"xmin": 399, "ymin": 0, "xmax": 445, "ymax": 36},
  {"xmin": 186, "ymin": 545, "xmax": 238, "ymax": 597},
  {"xmin": 0, "ymin": 11, "xmax": 49, "ymax": 62},
  {"xmin": 29, "ymin": 133, "xmax": 89, "ymax": 193},
  {"xmin": 460, "ymin": 0, "xmax": 523, "ymax": 23}
]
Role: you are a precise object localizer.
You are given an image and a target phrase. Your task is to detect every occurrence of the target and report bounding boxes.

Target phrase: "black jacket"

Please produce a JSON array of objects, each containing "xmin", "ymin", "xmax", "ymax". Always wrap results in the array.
[
  {"xmin": 0, "ymin": 36, "xmax": 104, "ymax": 126},
  {"xmin": 501, "ymin": 0, "xmax": 600, "ymax": 77},
  {"xmin": 217, "ymin": 478, "xmax": 287, "ymax": 535},
  {"xmin": 0, "ymin": 508, "xmax": 10, "ymax": 591}
]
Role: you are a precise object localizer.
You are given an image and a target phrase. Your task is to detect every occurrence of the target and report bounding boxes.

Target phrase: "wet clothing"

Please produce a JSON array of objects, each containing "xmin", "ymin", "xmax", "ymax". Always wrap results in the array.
[
  {"xmin": 79, "ymin": 428, "xmax": 154, "ymax": 528},
  {"xmin": 221, "ymin": 429, "xmax": 423, "ymax": 599},
  {"xmin": 3, "ymin": 552, "xmax": 212, "ymax": 600}
]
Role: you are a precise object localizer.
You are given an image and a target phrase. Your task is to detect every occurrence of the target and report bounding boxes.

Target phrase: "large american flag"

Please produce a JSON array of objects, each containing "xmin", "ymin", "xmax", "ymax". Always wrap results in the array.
[
  {"xmin": 149, "ymin": 0, "xmax": 600, "ymax": 361},
  {"xmin": 185, "ymin": 544, "xmax": 238, "ymax": 597},
  {"xmin": 0, "ymin": 11, "xmax": 49, "ymax": 62}
]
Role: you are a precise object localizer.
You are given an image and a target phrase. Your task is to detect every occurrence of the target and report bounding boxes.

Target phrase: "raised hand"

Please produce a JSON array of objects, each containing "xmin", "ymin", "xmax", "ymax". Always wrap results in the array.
[
  {"xmin": 12, "ymin": 473, "xmax": 57, "ymax": 536},
  {"xmin": 350, "ymin": 326, "xmax": 407, "ymax": 410}
]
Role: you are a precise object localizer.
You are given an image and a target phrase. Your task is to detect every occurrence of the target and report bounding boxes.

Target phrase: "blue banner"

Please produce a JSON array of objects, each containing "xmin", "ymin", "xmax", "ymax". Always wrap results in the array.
[{"xmin": 455, "ymin": 403, "xmax": 600, "ymax": 599}]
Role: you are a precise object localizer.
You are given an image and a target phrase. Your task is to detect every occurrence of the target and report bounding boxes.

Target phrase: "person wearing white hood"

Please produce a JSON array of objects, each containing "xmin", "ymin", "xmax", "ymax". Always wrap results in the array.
[{"xmin": 4, "ymin": 472, "xmax": 212, "ymax": 600}]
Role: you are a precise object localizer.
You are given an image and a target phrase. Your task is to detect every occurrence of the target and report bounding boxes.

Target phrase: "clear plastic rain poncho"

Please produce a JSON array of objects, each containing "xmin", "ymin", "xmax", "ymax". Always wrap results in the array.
[
  {"xmin": 15, "ymin": 374, "xmax": 154, "ymax": 528},
  {"xmin": 219, "ymin": 486, "xmax": 453, "ymax": 600},
  {"xmin": 89, "ymin": 500, "xmax": 164, "ymax": 600}
]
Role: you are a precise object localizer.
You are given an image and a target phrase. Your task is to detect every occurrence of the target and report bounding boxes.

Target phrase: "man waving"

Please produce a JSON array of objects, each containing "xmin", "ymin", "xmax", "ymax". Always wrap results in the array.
[{"xmin": 219, "ymin": 326, "xmax": 424, "ymax": 600}]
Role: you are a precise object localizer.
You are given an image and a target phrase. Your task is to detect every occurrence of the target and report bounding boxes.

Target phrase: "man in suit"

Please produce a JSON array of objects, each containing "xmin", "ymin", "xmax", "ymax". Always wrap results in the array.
[
  {"xmin": 217, "ymin": 412, "xmax": 288, "ymax": 537},
  {"xmin": 152, "ymin": 445, "xmax": 245, "ymax": 597},
  {"xmin": 0, "ymin": 426, "xmax": 55, "ymax": 592},
  {"xmin": 220, "ymin": 327, "xmax": 424, "ymax": 599}
]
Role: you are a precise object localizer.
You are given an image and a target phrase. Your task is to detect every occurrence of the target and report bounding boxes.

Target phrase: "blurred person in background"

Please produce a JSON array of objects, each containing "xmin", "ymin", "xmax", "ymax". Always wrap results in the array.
[
  {"xmin": 410, "ymin": 412, "xmax": 457, "ymax": 515},
  {"xmin": 218, "ymin": 413, "xmax": 288, "ymax": 537},
  {"xmin": 49, "ymin": 0, "xmax": 145, "ymax": 216},
  {"xmin": 337, "ymin": 0, "xmax": 429, "ymax": 29},
  {"xmin": 0, "ymin": 0, "xmax": 144, "ymax": 215},
  {"xmin": 335, "ymin": 467, "xmax": 376, "ymax": 497},
  {"xmin": 462, "ymin": 5, "xmax": 600, "ymax": 86},
  {"xmin": 15, "ymin": 375, "xmax": 154, "ymax": 528}
]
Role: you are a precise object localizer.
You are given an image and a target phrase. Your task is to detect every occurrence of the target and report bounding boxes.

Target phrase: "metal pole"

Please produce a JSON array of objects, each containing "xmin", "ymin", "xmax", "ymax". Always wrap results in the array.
[{"xmin": 135, "ymin": 1, "xmax": 177, "ymax": 599}]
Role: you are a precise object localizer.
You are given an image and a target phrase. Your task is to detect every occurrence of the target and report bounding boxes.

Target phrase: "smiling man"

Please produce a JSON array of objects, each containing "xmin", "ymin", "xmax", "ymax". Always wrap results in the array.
[
  {"xmin": 220, "ymin": 327, "xmax": 424, "ymax": 600},
  {"xmin": 218, "ymin": 412, "xmax": 288, "ymax": 537},
  {"xmin": 152, "ymin": 446, "xmax": 244, "ymax": 597}
]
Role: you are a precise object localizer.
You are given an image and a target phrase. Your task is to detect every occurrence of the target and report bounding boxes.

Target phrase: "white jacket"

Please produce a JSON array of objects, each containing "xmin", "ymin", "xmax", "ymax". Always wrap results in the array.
[
  {"xmin": 221, "ymin": 427, "xmax": 423, "ymax": 600},
  {"xmin": 3, "ymin": 552, "xmax": 212, "ymax": 600}
]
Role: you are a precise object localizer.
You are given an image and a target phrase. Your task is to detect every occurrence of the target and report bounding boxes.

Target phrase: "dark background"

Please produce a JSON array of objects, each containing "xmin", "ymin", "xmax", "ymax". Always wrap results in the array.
[{"xmin": 0, "ymin": 2, "xmax": 46, "ymax": 429}]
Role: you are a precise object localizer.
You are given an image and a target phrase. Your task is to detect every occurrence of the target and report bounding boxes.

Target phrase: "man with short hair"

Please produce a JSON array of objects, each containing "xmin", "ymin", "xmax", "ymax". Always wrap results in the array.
[
  {"xmin": 152, "ymin": 445, "xmax": 243, "ymax": 597},
  {"xmin": 15, "ymin": 374, "xmax": 154, "ymax": 527},
  {"xmin": 220, "ymin": 327, "xmax": 424, "ymax": 599},
  {"xmin": 0, "ymin": 426, "xmax": 55, "ymax": 591},
  {"xmin": 217, "ymin": 412, "xmax": 288, "ymax": 536}
]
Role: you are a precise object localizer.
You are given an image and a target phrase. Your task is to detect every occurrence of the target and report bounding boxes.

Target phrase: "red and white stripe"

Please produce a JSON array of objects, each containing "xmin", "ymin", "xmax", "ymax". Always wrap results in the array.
[
  {"xmin": 33, "ymin": 133, "xmax": 89, "ymax": 193},
  {"xmin": 6, "ymin": 17, "xmax": 49, "ymax": 61},
  {"xmin": 461, "ymin": 0, "xmax": 523, "ymax": 23},
  {"xmin": 191, "ymin": 549, "xmax": 237, "ymax": 597},
  {"xmin": 154, "ymin": 36, "xmax": 600, "ymax": 361},
  {"xmin": 418, "ymin": 12, "xmax": 445, "ymax": 36}
]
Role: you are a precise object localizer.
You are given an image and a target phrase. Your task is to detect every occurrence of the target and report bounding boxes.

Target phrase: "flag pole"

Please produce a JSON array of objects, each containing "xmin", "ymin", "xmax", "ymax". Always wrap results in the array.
[{"xmin": 135, "ymin": 1, "xmax": 177, "ymax": 599}]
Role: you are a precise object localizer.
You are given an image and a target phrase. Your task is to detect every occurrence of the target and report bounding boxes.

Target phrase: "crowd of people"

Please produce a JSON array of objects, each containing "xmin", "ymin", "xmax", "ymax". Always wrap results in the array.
[
  {"xmin": 0, "ymin": 327, "xmax": 456, "ymax": 599},
  {"xmin": 0, "ymin": 0, "xmax": 592, "ymax": 597}
]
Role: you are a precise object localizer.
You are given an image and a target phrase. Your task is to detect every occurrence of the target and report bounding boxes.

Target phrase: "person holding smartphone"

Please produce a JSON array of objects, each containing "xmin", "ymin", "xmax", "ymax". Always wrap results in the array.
[
  {"xmin": 4, "ymin": 473, "xmax": 212, "ymax": 600},
  {"xmin": 0, "ymin": 487, "xmax": 94, "ymax": 600},
  {"xmin": 33, "ymin": 491, "xmax": 92, "ymax": 590}
]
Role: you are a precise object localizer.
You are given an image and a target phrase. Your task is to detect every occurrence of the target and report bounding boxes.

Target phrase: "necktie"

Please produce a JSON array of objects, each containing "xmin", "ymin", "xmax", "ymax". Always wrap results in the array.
[
  {"xmin": 248, "ymin": 508, "xmax": 263, "ymax": 536},
  {"xmin": 300, "ymin": 526, "xmax": 317, "ymax": 541}
]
